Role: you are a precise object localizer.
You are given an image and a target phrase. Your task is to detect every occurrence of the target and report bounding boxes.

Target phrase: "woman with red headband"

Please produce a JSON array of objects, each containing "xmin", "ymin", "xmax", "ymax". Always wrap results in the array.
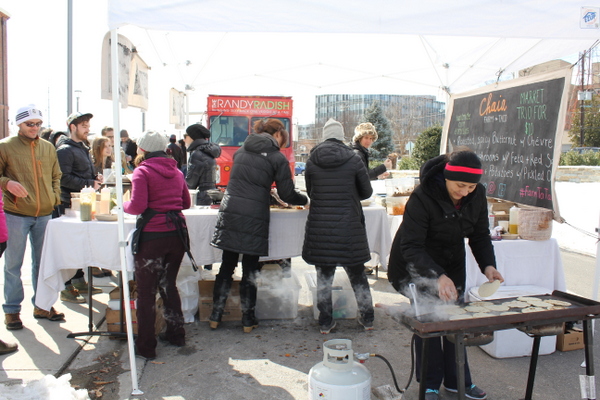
[{"xmin": 388, "ymin": 148, "xmax": 503, "ymax": 400}]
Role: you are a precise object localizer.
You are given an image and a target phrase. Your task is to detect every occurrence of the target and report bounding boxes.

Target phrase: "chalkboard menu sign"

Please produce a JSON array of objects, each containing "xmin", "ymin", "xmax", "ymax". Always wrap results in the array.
[{"xmin": 442, "ymin": 69, "xmax": 571, "ymax": 220}]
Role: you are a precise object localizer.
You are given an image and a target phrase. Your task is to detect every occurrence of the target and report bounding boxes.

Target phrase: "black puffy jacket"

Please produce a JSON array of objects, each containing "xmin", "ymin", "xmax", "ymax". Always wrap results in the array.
[
  {"xmin": 186, "ymin": 139, "xmax": 221, "ymax": 191},
  {"xmin": 387, "ymin": 154, "xmax": 496, "ymax": 297},
  {"xmin": 302, "ymin": 139, "xmax": 373, "ymax": 267},
  {"xmin": 211, "ymin": 133, "xmax": 307, "ymax": 256},
  {"xmin": 56, "ymin": 139, "xmax": 96, "ymax": 205},
  {"xmin": 351, "ymin": 142, "xmax": 386, "ymax": 180}
]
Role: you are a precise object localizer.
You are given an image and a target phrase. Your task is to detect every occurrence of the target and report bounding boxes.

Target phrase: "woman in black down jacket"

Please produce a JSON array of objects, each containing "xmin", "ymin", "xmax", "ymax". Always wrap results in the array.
[
  {"xmin": 387, "ymin": 149, "xmax": 503, "ymax": 400},
  {"xmin": 210, "ymin": 119, "xmax": 308, "ymax": 333},
  {"xmin": 184, "ymin": 123, "xmax": 221, "ymax": 206},
  {"xmin": 302, "ymin": 118, "xmax": 375, "ymax": 334}
]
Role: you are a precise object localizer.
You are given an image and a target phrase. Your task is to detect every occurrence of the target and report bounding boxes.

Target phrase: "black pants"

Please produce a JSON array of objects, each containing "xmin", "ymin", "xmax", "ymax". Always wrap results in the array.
[
  {"xmin": 215, "ymin": 250, "xmax": 261, "ymax": 313},
  {"xmin": 414, "ymin": 335, "xmax": 473, "ymax": 391},
  {"xmin": 134, "ymin": 236, "xmax": 186, "ymax": 358},
  {"xmin": 315, "ymin": 264, "xmax": 374, "ymax": 326}
]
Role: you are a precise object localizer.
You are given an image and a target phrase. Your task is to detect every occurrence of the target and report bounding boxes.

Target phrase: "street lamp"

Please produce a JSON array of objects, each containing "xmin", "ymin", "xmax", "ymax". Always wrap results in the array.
[{"xmin": 74, "ymin": 90, "xmax": 82, "ymax": 112}]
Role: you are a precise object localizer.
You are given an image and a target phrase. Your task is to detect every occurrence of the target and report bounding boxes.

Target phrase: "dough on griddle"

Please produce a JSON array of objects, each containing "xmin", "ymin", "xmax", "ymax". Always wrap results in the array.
[
  {"xmin": 470, "ymin": 301, "xmax": 494, "ymax": 307},
  {"xmin": 546, "ymin": 299, "xmax": 572, "ymax": 307},
  {"xmin": 464, "ymin": 305, "xmax": 489, "ymax": 313},
  {"xmin": 485, "ymin": 304, "xmax": 510, "ymax": 312},
  {"xmin": 549, "ymin": 305, "xmax": 566, "ymax": 310},
  {"xmin": 472, "ymin": 312, "xmax": 493, "ymax": 318},
  {"xmin": 500, "ymin": 311, "xmax": 519, "ymax": 315},
  {"xmin": 521, "ymin": 306, "xmax": 546, "ymax": 313},
  {"xmin": 528, "ymin": 301, "xmax": 553, "ymax": 308},
  {"xmin": 503, "ymin": 300, "xmax": 529, "ymax": 308},
  {"xmin": 444, "ymin": 307, "xmax": 467, "ymax": 315},
  {"xmin": 517, "ymin": 296, "xmax": 544, "ymax": 303}
]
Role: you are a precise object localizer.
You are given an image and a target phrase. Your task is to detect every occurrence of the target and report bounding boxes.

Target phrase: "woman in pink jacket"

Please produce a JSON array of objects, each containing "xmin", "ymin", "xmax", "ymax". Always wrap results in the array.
[{"xmin": 123, "ymin": 131, "xmax": 191, "ymax": 360}]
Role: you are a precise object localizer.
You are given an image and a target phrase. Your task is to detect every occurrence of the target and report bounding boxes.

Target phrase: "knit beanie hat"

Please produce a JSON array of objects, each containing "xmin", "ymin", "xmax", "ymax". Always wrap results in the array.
[
  {"xmin": 15, "ymin": 105, "xmax": 44, "ymax": 125},
  {"xmin": 186, "ymin": 123, "xmax": 211, "ymax": 140},
  {"xmin": 443, "ymin": 150, "xmax": 483, "ymax": 183},
  {"xmin": 322, "ymin": 118, "xmax": 344, "ymax": 141},
  {"xmin": 352, "ymin": 122, "xmax": 378, "ymax": 143},
  {"xmin": 137, "ymin": 131, "xmax": 167, "ymax": 153}
]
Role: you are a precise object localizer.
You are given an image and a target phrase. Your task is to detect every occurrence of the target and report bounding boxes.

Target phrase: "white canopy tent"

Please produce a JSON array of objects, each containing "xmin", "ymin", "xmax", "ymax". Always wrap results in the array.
[{"xmin": 105, "ymin": 1, "xmax": 600, "ymax": 394}]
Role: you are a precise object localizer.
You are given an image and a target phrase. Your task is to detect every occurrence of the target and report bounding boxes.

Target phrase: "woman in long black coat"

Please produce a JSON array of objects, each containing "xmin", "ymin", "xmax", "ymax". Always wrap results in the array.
[
  {"xmin": 302, "ymin": 118, "xmax": 375, "ymax": 334},
  {"xmin": 387, "ymin": 149, "xmax": 503, "ymax": 400},
  {"xmin": 210, "ymin": 119, "xmax": 307, "ymax": 333}
]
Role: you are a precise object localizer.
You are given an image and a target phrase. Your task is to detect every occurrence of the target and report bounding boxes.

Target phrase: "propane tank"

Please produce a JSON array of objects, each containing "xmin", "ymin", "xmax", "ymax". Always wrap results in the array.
[{"xmin": 308, "ymin": 339, "xmax": 371, "ymax": 400}]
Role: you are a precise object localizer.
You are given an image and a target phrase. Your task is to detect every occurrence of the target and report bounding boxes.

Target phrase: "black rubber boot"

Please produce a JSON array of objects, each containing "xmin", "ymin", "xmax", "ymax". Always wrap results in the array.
[
  {"xmin": 209, "ymin": 276, "xmax": 232, "ymax": 329},
  {"xmin": 240, "ymin": 278, "xmax": 258, "ymax": 333}
]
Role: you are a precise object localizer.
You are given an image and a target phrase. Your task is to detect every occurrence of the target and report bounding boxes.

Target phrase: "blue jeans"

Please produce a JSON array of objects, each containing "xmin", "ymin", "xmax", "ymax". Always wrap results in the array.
[{"xmin": 3, "ymin": 213, "xmax": 51, "ymax": 314}]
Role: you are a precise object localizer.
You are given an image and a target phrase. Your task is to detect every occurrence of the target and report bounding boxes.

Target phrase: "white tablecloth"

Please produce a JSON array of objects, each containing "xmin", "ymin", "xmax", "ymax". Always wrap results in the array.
[
  {"xmin": 36, "ymin": 205, "xmax": 391, "ymax": 310},
  {"xmin": 387, "ymin": 215, "xmax": 565, "ymax": 294},
  {"xmin": 465, "ymin": 238, "xmax": 566, "ymax": 293}
]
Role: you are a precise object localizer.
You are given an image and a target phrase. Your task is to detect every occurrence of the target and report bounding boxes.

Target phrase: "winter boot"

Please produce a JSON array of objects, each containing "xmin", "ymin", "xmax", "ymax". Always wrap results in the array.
[
  {"xmin": 209, "ymin": 275, "xmax": 232, "ymax": 329},
  {"xmin": 240, "ymin": 277, "xmax": 259, "ymax": 333},
  {"xmin": 242, "ymin": 309, "xmax": 258, "ymax": 333}
]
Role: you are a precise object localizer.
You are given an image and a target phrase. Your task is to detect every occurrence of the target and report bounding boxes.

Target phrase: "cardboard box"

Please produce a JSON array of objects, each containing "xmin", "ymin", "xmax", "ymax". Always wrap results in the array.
[
  {"xmin": 198, "ymin": 278, "xmax": 242, "ymax": 322},
  {"xmin": 305, "ymin": 271, "xmax": 358, "ymax": 320},
  {"xmin": 105, "ymin": 297, "xmax": 165, "ymax": 335},
  {"xmin": 557, "ymin": 327, "xmax": 584, "ymax": 351}
]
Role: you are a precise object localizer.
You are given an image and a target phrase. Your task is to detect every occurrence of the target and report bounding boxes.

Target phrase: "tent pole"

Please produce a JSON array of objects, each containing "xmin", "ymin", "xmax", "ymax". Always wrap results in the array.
[{"xmin": 111, "ymin": 28, "xmax": 143, "ymax": 396}]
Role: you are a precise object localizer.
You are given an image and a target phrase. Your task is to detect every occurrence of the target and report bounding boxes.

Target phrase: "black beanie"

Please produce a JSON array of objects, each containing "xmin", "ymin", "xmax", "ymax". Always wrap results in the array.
[
  {"xmin": 186, "ymin": 124, "xmax": 211, "ymax": 140},
  {"xmin": 443, "ymin": 151, "xmax": 483, "ymax": 183}
]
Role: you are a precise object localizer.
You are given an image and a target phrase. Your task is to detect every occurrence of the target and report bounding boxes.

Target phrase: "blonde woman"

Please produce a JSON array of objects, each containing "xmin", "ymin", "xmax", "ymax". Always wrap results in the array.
[{"xmin": 351, "ymin": 122, "xmax": 391, "ymax": 180}]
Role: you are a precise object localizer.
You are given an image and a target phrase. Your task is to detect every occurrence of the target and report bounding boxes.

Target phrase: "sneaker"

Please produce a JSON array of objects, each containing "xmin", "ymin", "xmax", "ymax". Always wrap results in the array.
[
  {"xmin": 446, "ymin": 384, "xmax": 487, "ymax": 399},
  {"xmin": 33, "ymin": 307, "xmax": 65, "ymax": 321},
  {"xmin": 319, "ymin": 320, "xmax": 336, "ymax": 334},
  {"xmin": 425, "ymin": 389, "xmax": 439, "ymax": 400},
  {"xmin": 357, "ymin": 316, "xmax": 374, "ymax": 331},
  {"xmin": 0, "ymin": 339, "xmax": 18, "ymax": 355},
  {"xmin": 72, "ymin": 281, "xmax": 103, "ymax": 295},
  {"xmin": 4, "ymin": 313, "xmax": 23, "ymax": 330},
  {"xmin": 60, "ymin": 285, "xmax": 86, "ymax": 303}
]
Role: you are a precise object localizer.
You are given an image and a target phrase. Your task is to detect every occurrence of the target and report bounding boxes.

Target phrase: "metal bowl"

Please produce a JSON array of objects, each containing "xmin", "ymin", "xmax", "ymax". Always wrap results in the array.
[{"xmin": 207, "ymin": 189, "xmax": 224, "ymax": 202}]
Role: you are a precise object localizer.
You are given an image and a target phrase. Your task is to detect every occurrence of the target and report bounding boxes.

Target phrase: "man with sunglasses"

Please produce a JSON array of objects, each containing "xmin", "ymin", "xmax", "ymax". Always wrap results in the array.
[{"xmin": 0, "ymin": 105, "xmax": 64, "ymax": 330}]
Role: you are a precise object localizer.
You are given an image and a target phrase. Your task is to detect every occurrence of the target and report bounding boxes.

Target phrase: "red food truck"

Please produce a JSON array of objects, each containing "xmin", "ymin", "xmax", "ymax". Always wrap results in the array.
[{"xmin": 206, "ymin": 94, "xmax": 295, "ymax": 188}]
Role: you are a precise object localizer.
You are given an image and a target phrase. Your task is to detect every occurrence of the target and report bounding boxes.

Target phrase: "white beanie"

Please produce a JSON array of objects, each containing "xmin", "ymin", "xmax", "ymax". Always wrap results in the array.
[
  {"xmin": 137, "ymin": 130, "xmax": 167, "ymax": 153},
  {"xmin": 15, "ymin": 105, "xmax": 43, "ymax": 125},
  {"xmin": 322, "ymin": 118, "xmax": 344, "ymax": 141}
]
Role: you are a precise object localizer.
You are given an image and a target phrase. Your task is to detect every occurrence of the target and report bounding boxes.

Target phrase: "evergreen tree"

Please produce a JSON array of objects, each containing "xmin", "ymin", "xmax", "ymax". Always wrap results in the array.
[
  {"xmin": 568, "ymin": 94, "xmax": 600, "ymax": 147},
  {"xmin": 413, "ymin": 125, "xmax": 442, "ymax": 166},
  {"xmin": 362, "ymin": 102, "xmax": 395, "ymax": 160}
]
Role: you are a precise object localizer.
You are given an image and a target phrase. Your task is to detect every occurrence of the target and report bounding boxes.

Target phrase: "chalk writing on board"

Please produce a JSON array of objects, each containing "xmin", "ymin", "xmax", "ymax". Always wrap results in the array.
[{"xmin": 445, "ymin": 77, "xmax": 566, "ymax": 210}]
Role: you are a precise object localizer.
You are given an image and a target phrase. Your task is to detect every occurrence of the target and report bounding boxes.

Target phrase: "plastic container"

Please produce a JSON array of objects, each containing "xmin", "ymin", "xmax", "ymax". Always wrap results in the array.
[
  {"xmin": 305, "ymin": 272, "xmax": 358, "ymax": 319},
  {"xmin": 509, "ymin": 205, "xmax": 519, "ymax": 234},
  {"xmin": 80, "ymin": 186, "xmax": 95, "ymax": 221},
  {"xmin": 385, "ymin": 196, "xmax": 408, "ymax": 215},
  {"xmin": 256, "ymin": 270, "xmax": 301, "ymax": 319},
  {"xmin": 468, "ymin": 285, "xmax": 556, "ymax": 358}
]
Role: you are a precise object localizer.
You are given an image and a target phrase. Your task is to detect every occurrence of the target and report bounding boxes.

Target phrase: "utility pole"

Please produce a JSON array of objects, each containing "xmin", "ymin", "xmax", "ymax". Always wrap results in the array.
[{"xmin": 580, "ymin": 50, "xmax": 586, "ymax": 147}]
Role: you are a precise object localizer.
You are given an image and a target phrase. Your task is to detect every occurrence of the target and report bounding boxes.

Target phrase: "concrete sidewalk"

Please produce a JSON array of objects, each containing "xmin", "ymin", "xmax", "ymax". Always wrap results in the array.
[{"xmin": 2, "ymin": 252, "xmax": 598, "ymax": 400}]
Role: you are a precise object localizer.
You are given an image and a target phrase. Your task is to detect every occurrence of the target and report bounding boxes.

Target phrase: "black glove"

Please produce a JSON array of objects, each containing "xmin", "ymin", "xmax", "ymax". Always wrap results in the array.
[{"xmin": 0, "ymin": 241, "xmax": 6, "ymax": 258}]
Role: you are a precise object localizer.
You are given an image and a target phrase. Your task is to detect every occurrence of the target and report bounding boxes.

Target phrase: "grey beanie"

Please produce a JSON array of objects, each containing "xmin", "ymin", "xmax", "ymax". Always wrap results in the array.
[
  {"xmin": 137, "ymin": 130, "xmax": 167, "ymax": 153},
  {"xmin": 322, "ymin": 118, "xmax": 344, "ymax": 141}
]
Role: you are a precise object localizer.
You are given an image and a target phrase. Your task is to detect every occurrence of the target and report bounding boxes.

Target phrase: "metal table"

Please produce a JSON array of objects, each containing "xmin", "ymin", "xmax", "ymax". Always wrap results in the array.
[{"xmin": 396, "ymin": 291, "xmax": 600, "ymax": 400}]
